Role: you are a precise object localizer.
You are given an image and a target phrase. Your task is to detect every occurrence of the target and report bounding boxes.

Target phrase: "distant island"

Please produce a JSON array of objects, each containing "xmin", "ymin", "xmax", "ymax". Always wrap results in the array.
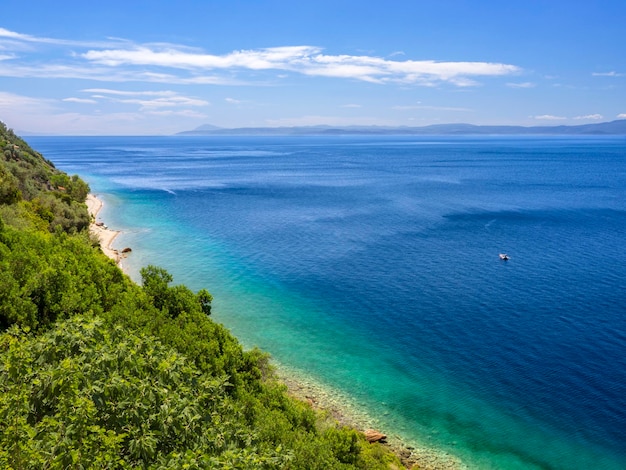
[{"xmin": 178, "ymin": 119, "xmax": 626, "ymax": 136}]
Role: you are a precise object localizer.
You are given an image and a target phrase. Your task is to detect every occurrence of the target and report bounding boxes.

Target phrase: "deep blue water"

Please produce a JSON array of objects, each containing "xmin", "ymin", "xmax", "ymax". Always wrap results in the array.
[{"xmin": 28, "ymin": 135, "xmax": 626, "ymax": 469}]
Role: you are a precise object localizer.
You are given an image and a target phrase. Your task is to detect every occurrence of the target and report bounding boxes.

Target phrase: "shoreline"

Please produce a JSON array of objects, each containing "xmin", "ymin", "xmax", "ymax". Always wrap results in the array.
[
  {"xmin": 86, "ymin": 194, "xmax": 128, "ymax": 270},
  {"xmin": 85, "ymin": 193, "xmax": 464, "ymax": 470},
  {"xmin": 275, "ymin": 364, "xmax": 465, "ymax": 470}
]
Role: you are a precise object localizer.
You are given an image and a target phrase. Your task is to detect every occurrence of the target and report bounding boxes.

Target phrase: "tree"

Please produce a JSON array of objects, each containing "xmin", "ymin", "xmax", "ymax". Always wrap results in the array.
[
  {"xmin": 197, "ymin": 288, "xmax": 213, "ymax": 315},
  {"xmin": 140, "ymin": 265, "xmax": 213, "ymax": 318},
  {"xmin": 0, "ymin": 166, "xmax": 21, "ymax": 205},
  {"xmin": 140, "ymin": 265, "xmax": 173, "ymax": 311},
  {"xmin": 69, "ymin": 174, "xmax": 90, "ymax": 202}
]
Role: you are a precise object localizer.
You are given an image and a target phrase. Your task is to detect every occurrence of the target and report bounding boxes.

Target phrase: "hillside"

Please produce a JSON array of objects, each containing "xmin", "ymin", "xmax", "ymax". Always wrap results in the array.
[{"xmin": 0, "ymin": 121, "xmax": 403, "ymax": 469}]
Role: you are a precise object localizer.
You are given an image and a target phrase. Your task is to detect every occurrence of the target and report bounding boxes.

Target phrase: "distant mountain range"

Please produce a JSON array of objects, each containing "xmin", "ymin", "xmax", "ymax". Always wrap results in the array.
[{"xmin": 178, "ymin": 120, "xmax": 626, "ymax": 136}]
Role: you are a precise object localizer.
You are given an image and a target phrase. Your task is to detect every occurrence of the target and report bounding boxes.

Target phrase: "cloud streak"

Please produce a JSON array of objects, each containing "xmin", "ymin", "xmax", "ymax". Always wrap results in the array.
[
  {"xmin": 0, "ymin": 27, "xmax": 126, "ymax": 49},
  {"xmin": 81, "ymin": 44, "xmax": 521, "ymax": 85},
  {"xmin": 79, "ymin": 88, "xmax": 210, "ymax": 110},
  {"xmin": 507, "ymin": 82, "xmax": 536, "ymax": 88},
  {"xmin": 574, "ymin": 114, "xmax": 603, "ymax": 120},
  {"xmin": 392, "ymin": 104, "xmax": 471, "ymax": 112},
  {"xmin": 532, "ymin": 114, "xmax": 566, "ymax": 121},
  {"xmin": 63, "ymin": 97, "xmax": 97, "ymax": 104},
  {"xmin": 592, "ymin": 71, "xmax": 623, "ymax": 77},
  {"xmin": 532, "ymin": 114, "xmax": 607, "ymax": 121},
  {"xmin": 0, "ymin": 28, "xmax": 521, "ymax": 87}
]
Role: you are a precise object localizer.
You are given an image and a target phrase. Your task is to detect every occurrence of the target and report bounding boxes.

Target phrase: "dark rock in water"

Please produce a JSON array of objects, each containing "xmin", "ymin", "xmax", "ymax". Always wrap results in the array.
[
  {"xmin": 364, "ymin": 429, "xmax": 387, "ymax": 443},
  {"xmin": 121, "ymin": 247, "xmax": 132, "ymax": 253}
]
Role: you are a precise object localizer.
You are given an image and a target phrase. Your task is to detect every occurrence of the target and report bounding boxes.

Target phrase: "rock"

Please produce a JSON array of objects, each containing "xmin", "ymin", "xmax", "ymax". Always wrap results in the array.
[
  {"xmin": 121, "ymin": 247, "xmax": 132, "ymax": 253},
  {"xmin": 363, "ymin": 429, "xmax": 387, "ymax": 443}
]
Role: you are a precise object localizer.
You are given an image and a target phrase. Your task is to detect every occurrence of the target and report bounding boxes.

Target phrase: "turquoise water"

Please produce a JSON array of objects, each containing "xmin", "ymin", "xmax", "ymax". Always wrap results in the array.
[{"xmin": 29, "ymin": 135, "xmax": 626, "ymax": 469}]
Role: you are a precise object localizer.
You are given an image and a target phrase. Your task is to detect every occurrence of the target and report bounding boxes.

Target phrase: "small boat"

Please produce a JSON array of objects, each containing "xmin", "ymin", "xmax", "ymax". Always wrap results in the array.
[{"xmin": 499, "ymin": 253, "xmax": 510, "ymax": 261}]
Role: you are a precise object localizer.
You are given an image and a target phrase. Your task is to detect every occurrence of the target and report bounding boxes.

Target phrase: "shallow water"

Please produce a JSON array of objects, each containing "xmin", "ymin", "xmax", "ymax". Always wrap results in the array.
[{"xmin": 29, "ymin": 135, "xmax": 626, "ymax": 469}]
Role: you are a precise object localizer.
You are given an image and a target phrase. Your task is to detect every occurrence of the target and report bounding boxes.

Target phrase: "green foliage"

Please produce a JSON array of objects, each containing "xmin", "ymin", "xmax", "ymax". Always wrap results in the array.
[
  {"xmin": 104, "ymin": 288, "xmax": 259, "ymax": 394},
  {"xmin": 0, "ymin": 315, "xmax": 400, "ymax": 469},
  {"xmin": 0, "ymin": 121, "xmax": 90, "ymax": 233},
  {"xmin": 0, "ymin": 223, "xmax": 131, "ymax": 330},
  {"xmin": 198, "ymin": 288, "xmax": 214, "ymax": 315},
  {"xmin": 141, "ymin": 264, "xmax": 212, "ymax": 318},
  {"xmin": 0, "ymin": 166, "xmax": 21, "ymax": 205},
  {"xmin": 140, "ymin": 265, "xmax": 174, "ymax": 311},
  {"xmin": 322, "ymin": 427, "xmax": 361, "ymax": 465},
  {"xmin": 0, "ymin": 317, "xmax": 291, "ymax": 469}
]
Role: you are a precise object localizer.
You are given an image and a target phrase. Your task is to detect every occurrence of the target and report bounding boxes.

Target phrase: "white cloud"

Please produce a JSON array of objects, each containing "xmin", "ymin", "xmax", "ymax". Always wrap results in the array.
[
  {"xmin": 144, "ymin": 109, "xmax": 208, "ymax": 118},
  {"xmin": 0, "ymin": 27, "xmax": 125, "ymax": 49},
  {"xmin": 0, "ymin": 54, "xmax": 255, "ymax": 86},
  {"xmin": 507, "ymin": 82, "xmax": 536, "ymax": 88},
  {"xmin": 82, "ymin": 45, "xmax": 321, "ymax": 70},
  {"xmin": 0, "ymin": 28, "xmax": 522, "ymax": 88},
  {"xmin": 447, "ymin": 77, "xmax": 480, "ymax": 87},
  {"xmin": 0, "ymin": 28, "xmax": 38, "ymax": 41},
  {"xmin": 82, "ymin": 88, "xmax": 179, "ymax": 96},
  {"xmin": 80, "ymin": 88, "xmax": 209, "ymax": 110},
  {"xmin": 225, "ymin": 97, "xmax": 242, "ymax": 104},
  {"xmin": 617, "ymin": 114, "xmax": 626, "ymax": 119},
  {"xmin": 592, "ymin": 71, "xmax": 623, "ymax": 77},
  {"xmin": 533, "ymin": 114, "xmax": 566, "ymax": 120},
  {"xmin": 63, "ymin": 97, "xmax": 98, "ymax": 104},
  {"xmin": 573, "ymin": 114, "xmax": 603, "ymax": 120},
  {"xmin": 393, "ymin": 104, "xmax": 471, "ymax": 112},
  {"xmin": 306, "ymin": 55, "xmax": 519, "ymax": 85},
  {"xmin": 119, "ymin": 96, "xmax": 209, "ymax": 109}
]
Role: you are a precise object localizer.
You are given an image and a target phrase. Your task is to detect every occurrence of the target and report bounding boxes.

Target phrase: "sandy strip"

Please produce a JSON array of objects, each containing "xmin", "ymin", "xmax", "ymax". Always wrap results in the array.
[{"xmin": 86, "ymin": 194, "xmax": 124, "ymax": 267}]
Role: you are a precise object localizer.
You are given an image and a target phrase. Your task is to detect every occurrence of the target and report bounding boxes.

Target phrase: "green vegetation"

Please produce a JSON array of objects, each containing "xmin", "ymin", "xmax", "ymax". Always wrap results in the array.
[
  {"xmin": 0, "ymin": 122, "xmax": 402, "ymax": 469},
  {"xmin": 0, "ymin": 121, "xmax": 89, "ymax": 233}
]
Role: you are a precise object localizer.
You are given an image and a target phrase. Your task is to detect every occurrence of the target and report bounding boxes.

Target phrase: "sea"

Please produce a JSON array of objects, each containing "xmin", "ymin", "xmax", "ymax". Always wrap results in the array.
[{"xmin": 28, "ymin": 135, "xmax": 626, "ymax": 469}]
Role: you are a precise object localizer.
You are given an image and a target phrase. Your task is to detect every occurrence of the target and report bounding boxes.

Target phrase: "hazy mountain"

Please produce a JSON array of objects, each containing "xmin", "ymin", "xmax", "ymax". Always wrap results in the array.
[{"xmin": 178, "ymin": 120, "xmax": 626, "ymax": 136}]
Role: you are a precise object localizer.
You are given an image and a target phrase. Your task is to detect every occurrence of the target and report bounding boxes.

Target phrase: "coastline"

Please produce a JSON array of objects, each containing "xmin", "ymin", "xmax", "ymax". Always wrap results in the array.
[
  {"xmin": 86, "ymin": 194, "xmax": 127, "ymax": 269},
  {"xmin": 275, "ymin": 364, "xmax": 465, "ymax": 470},
  {"xmin": 85, "ymin": 192, "xmax": 464, "ymax": 470}
]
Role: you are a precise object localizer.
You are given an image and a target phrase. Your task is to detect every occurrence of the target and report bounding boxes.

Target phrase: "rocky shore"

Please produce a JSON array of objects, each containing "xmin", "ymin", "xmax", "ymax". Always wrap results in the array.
[{"xmin": 276, "ymin": 366, "xmax": 466, "ymax": 470}]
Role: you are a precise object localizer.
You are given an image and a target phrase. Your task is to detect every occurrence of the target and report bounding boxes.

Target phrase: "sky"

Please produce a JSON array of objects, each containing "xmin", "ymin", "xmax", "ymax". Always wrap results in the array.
[{"xmin": 0, "ymin": 0, "xmax": 625, "ymax": 135}]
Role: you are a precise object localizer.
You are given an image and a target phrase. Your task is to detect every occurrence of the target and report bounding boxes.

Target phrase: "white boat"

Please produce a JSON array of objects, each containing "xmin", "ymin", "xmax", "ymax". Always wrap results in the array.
[{"xmin": 499, "ymin": 253, "xmax": 510, "ymax": 260}]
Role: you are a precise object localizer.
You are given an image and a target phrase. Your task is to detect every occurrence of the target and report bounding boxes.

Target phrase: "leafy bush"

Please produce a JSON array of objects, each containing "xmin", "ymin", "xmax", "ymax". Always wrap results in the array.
[
  {"xmin": 0, "ymin": 166, "xmax": 21, "ymax": 205},
  {"xmin": 0, "ymin": 222, "xmax": 131, "ymax": 330},
  {"xmin": 0, "ymin": 317, "xmax": 289, "ymax": 469}
]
